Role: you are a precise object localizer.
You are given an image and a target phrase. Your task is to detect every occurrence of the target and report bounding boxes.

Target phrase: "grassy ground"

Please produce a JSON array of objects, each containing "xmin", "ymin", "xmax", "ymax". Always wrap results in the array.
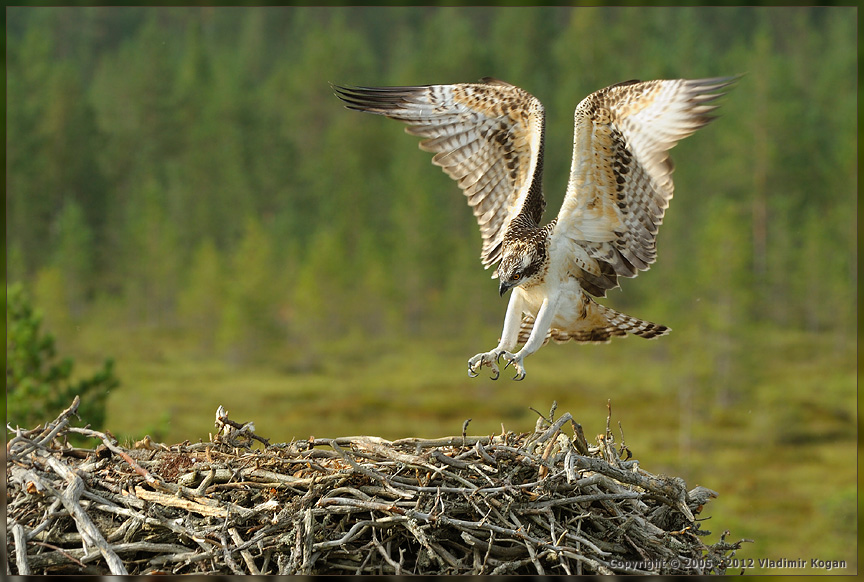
[{"xmin": 62, "ymin": 321, "xmax": 856, "ymax": 575}]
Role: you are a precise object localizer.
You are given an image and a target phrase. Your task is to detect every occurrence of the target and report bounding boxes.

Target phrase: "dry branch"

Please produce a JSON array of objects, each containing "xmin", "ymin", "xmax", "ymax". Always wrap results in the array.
[{"xmin": 6, "ymin": 399, "xmax": 751, "ymax": 575}]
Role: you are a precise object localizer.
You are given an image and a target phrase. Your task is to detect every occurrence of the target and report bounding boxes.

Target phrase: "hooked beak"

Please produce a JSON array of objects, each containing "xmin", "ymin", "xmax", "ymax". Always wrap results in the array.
[{"xmin": 499, "ymin": 280, "xmax": 512, "ymax": 297}]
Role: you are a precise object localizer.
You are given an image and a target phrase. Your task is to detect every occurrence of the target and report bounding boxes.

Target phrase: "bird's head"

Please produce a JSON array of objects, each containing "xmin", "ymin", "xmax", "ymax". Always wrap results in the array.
[{"xmin": 496, "ymin": 244, "xmax": 543, "ymax": 297}]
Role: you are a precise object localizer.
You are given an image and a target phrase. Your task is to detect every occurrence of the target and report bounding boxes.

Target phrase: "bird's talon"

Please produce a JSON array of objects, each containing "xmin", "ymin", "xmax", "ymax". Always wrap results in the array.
[{"xmin": 468, "ymin": 351, "xmax": 516, "ymax": 380}]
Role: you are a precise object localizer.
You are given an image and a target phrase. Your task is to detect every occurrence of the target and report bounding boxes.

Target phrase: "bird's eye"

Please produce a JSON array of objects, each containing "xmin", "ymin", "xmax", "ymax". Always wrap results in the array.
[{"xmin": 511, "ymin": 273, "xmax": 521, "ymax": 281}]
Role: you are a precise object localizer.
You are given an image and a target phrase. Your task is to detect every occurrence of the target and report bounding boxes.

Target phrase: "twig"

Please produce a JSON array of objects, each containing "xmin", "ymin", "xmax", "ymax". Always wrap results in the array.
[
  {"xmin": 11, "ymin": 522, "xmax": 31, "ymax": 575},
  {"xmin": 134, "ymin": 486, "xmax": 230, "ymax": 518},
  {"xmin": 66, "ymin": 426, "xmax": 165, "ymax": 489},
  {"xmin": 26, "ymin": 542, "xmax": 193, "ymax": 570},
  {"xmin": 371, "ymin": 527, "xmax": 402, "ymax": 574},
  {"xmin": 219, "ymin": 531, "xmax": 244, "ymax": 575},
  {"xmin": 7, "ymin": 395, "xmax": 80, "ymax": 460},
  {"xmin": 510, "ymin": 511, "xmax": 544, "ymax": 575},
  {"xmin": 461, "ymin": 418, "xmax": 472, "ymax": 447},
  {"xmin": 27, "ymin": 540, "xmax": 89, "ymax": 569},
  {"xmin": 228, "ymin": 528, "xmax": 260, "ymax": 574},
  {"xmin": 36, "ymin": 453, "xmax": 128, "ymax": 574}
]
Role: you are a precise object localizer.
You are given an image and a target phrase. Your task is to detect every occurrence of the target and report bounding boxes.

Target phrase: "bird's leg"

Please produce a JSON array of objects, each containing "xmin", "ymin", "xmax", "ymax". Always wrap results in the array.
[
  {"xmin": 500, "ymin": 295, "xmax": 556, "ymax": 381},
  {"xmin": 468, "ymin": 291, "xmax": 524, "ymax": 380}
]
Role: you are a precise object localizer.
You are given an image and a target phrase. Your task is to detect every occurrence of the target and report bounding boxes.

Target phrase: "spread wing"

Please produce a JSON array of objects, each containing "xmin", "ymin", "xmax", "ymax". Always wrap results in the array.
[
  {"xmin": 553, "ymin": 77, "xmax": 736, "ymax": 295},
  {"xmin": 333, "ymin": 79, "xmax": 546, "ymax": 269}
]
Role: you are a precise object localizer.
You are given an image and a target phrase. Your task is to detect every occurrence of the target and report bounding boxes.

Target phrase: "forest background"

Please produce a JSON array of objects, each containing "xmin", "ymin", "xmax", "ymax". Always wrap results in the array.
[{"xmin": 5, "ymin": 6, "xmax": 857, "ymax": 574}]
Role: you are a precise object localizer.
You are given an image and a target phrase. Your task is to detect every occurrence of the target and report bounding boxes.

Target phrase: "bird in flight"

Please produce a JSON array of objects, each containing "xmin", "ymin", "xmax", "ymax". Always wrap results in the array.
[{"xmin": 334, "ymin": 76, "xmax": 734, "ymax": 380}]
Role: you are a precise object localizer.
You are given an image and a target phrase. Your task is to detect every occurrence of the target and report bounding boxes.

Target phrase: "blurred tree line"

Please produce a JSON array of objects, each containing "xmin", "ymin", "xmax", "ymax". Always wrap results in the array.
[{"xmin": 6, "ymin": 7, "xmax": 856, "ymax": 372}]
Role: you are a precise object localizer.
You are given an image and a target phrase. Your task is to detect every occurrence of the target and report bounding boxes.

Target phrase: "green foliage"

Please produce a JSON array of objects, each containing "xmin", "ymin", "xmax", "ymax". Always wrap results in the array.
[
  {"xmin": 122, "ymin": 178, "xmax": 183, "ymax": 326},
  {"xmin": 217, "ymin": 216, "xmax": 285, "ymax": 364},
  {"xmin": 5, "ymin": 6, "xmax": 855, "ymax": 353},
  {"xmin": 6, "ymin": 283, "xmax": 120, "ymax": 431},
  {"xmin": 178, "ymin": 238, "xmax": 224, "ymax": 353},
  {"xmin": 51, "ymin": 199, "xmax": 96, "ymax": 317}
]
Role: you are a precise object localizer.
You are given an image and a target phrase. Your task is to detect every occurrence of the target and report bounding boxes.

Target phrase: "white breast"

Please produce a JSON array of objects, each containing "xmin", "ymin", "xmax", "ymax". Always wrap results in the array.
[{"xmin": 514, "ymin": 273, "xmax": 586, "ymax": 328}]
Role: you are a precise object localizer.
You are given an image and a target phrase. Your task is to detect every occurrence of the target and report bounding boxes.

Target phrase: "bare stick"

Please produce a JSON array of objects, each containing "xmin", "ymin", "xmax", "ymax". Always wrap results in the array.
[
  {"xmin": 7, "ymin": 395, "xmax": 80, "ymax": 459},
  {"xmin": 66, "ymin": 426, "xmax": 165, "ymax": 489},
  {"xmin": 11, "ymin": 522, "xmax": 31, "ymax": 575},
  {"xmin": 35, "ymin": 454, "xmax": 128, "ymax": 575},
  {"xmin": 219, "ymin": 531, "xmax": 244, "ymax": 575},
  {"xmin": 26, "ymin": 542, "xmax": 193, "ymax": 570},
  {"xmin": 133, "ymin": 486, "xmax": 230, "ymax": 518},
  {"xmin": 229, "ymin": 527, "xmax": 260, "ymax": 574}
]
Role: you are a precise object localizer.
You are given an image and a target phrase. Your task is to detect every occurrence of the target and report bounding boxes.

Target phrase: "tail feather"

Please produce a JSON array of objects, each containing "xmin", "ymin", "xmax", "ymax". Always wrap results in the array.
[
  {"xmin": 518, "ymin": 300, "xmax": 669, "ymax": 345},
  {"xmin": 590, "ymin": 302, "xmax": 669, "ymax": 340}
]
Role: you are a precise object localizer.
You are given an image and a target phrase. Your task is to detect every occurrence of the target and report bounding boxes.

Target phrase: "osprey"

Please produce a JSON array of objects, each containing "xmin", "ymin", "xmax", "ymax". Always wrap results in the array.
[{"xmin": 334, "ymin": 77, "xmax": 733, "ymax": 380}]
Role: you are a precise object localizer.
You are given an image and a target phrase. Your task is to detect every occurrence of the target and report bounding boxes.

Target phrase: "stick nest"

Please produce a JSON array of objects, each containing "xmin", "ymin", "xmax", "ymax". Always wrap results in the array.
[{"xmin": 7, "ymin": 397, "xmax": 750, "ymax": 575}]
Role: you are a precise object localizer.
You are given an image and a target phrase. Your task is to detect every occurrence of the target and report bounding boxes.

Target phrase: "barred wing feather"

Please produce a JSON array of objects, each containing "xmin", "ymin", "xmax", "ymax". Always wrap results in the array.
[
  {"xmin": 554, "ymin": 77, "xmax": 735, "ymax": 295},
  {"xmin": 333, "ymin": 79, "xmax": 546, "ymax": 269}
]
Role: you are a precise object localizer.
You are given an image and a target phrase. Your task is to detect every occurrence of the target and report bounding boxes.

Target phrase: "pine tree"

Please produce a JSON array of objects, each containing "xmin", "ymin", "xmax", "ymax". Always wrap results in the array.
[
  {"xmin": 217, "ymin": 217, "xmax": 283, "ymax": 364},
  {"xmin": 178, "ymin": 238, "xmax": 224, "ymax": 353},
  {"xmin": 51, "ymin": 200, "xmax": 96, "ymax": 318},
  {"xmin": 6, "ymin": 284, "xmax": 120, "ymax": 431},
  {"xmin": 122, "ymin": 179, "xmax": 182, "ymax": 326}
]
